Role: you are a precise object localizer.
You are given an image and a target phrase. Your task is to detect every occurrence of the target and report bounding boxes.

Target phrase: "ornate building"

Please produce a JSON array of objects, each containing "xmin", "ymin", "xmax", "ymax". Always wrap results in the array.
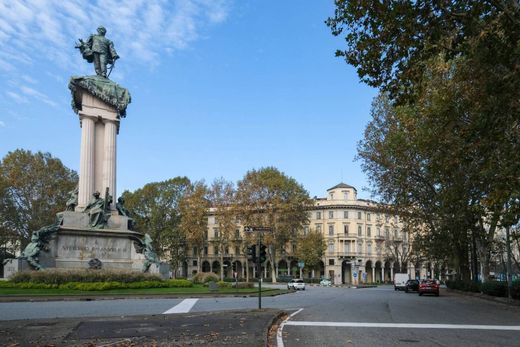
[{"xmin": 186, "ymin": 183, "xmax": 433, "ymax": 284}]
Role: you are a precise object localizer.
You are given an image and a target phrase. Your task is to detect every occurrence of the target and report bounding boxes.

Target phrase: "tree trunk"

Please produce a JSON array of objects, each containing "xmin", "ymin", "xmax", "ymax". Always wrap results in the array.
[{"xmin": 220, "ymin": 252, "xmax": 224, "ymax": 281}]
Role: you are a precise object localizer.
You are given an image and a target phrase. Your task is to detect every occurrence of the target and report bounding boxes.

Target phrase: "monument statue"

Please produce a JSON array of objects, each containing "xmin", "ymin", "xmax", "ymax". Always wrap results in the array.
[
  {"xmin": 116, "ymin": 197, "xmax": 130, "ymax": 217},
  {"xmin": 20, "ymin": 218, "xmax": 63, "ymax": 270},
  {"xmin": 76, "ymin": 26, "xmax": 119, "ymax": 78},
  {"xmin": 83, "ymin": 191, "xmax": 111, "ymax": 228},
  {"xmin": 135, "ymin": 234, "xmax": 161, "ymax": 272},
  {"xmin": 66, "ymin": 186, "xmax": 79, "ymax": 211}
]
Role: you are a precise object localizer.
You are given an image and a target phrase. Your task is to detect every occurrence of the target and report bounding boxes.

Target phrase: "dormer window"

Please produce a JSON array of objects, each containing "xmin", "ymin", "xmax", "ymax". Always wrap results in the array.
[
  {"xmin": 329, "ymin": 192, "xmax": 334, "ymax": 200},
  {"xmin": 343, "ymin": 191, "xmax": 349, "ymax": 200}
]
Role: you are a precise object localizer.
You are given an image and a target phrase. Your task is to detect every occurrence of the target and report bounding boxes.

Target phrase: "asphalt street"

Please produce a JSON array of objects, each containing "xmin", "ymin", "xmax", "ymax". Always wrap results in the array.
[{"xmin": 1, "ymin": 285, "xmax": 520, "ymax": 346}]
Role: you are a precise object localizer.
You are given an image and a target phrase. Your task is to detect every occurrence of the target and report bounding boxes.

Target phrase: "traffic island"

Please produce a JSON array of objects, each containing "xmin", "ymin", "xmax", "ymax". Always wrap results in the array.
[{"xmin": 0, "ymin": 309, "xmax": 284, "ymax": 347}]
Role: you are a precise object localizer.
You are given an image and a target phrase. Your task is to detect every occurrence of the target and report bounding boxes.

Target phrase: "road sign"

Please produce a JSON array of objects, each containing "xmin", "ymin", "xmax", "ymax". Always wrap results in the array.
[{"xmin": 298, "ymin": 261, "xmax": 305, "ymax": 269}]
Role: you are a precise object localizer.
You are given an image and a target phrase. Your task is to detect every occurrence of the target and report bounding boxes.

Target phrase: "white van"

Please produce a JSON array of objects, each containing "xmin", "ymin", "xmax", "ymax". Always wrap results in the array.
[{"xmin": 394, "ymin": 273, "xmax": 409, "ymax": 291}]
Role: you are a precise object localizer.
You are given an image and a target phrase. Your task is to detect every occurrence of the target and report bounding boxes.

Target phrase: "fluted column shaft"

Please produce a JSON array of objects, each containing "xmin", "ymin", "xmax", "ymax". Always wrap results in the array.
[
  {"xmin": 77, "ymin": 116, "xmax": 95, "ymax": 209},
  {"xmin": 102, "ymin": 120, "xmax": 117, "ymax": 210}
]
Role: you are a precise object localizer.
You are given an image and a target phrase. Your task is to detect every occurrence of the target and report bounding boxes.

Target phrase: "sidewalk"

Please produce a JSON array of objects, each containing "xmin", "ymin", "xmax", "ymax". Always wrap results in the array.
[{"xmin": 0, "ymin": 309, "xmax": 284, "ymax": 347}]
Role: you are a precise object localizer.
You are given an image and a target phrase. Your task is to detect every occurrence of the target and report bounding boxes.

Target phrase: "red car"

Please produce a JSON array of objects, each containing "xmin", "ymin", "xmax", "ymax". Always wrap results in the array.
[{"xmin": 418, "ymin": 279, "xmax": 440, "ymax": 296}]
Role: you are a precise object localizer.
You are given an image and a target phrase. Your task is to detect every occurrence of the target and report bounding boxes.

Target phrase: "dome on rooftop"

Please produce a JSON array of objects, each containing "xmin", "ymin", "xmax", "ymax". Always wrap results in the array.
[{"xmin": 327, "ymin": 183, "xmax": 357, "ymax": 191}]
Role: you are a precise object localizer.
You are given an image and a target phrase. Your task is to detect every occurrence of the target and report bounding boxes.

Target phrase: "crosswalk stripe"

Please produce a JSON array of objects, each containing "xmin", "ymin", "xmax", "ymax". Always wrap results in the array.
[{"xmin": 163, "ymin": 299, "xmax": 199, "ymax": 314}]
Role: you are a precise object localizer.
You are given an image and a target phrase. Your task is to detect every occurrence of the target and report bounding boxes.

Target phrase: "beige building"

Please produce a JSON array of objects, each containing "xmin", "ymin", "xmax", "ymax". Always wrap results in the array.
[{"xmin": 186, "ymin": 183, "xmax": 431, "ymax": 284}]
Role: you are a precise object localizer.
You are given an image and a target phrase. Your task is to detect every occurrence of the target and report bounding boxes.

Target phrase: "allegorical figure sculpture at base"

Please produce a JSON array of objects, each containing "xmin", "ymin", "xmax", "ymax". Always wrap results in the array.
[
  {"xmin": 20, "ymin": 217, "xmax": 63, "ymax": 270},
  {"xmin": 76, "ymin": 26, "xmax": 119, "ymax": 78},
  {"xmin": 135, "ymin": 234, "xmax": 161, "ymax": 272}
]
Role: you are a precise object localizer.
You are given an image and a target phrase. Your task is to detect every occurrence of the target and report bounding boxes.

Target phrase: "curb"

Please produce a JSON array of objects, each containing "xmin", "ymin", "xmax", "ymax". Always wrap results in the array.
[
  {"xmin": 265, "ymin": 310, "xmax": 287, "ymax": 347},
  {"xmin": 447, "ymin": 288, "xmax": 520, "ymax": 306}
]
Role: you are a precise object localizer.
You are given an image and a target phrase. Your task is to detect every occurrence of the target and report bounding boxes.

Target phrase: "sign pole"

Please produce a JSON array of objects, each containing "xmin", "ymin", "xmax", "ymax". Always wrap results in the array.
[{"xmin": 257, "ymin": 230, "xmax": 262, "ymax": 309}]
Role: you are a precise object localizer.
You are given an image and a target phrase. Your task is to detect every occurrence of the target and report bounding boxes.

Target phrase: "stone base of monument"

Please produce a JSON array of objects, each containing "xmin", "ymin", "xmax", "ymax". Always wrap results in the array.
[{"xmin": 4, "ymin": 211, "xmax": 171, "ymax": 279}]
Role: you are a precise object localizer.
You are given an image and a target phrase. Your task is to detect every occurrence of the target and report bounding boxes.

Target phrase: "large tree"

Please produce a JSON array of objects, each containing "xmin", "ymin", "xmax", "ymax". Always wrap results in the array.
[
  {"xmin": 235, "ymin": 167, "xmax": 312, "ymax": 282},
  {"xmin": 209, "ymin": 178, "xmax": 236, "ymax": 280},
  {"xmin": 295, "ymin": 229, "xmax": 326, "ymax": 278},
  {"xmin": 122, "ymin": 177, "xmax": 191, "ymax": 276},
  {"xmin": 0, "ymin": 149, "xmax": 77, "ymax": 252},
  {"xmin": 329, "ymin": 1, "xmax": 520, "ymax": 281},
  {"xmin": 179, "ymin": 181, "xmax": 209, "ymax": 275}
]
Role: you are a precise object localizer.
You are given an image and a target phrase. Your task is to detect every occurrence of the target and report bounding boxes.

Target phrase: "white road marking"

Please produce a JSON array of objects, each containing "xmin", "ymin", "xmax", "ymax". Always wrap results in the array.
[
  {"xmin": 284, "ymin": 321, "xmax": 520, "ymax": 331},
  {"xmin": 277, "ymin": 308, "xmax": 303, "ymax": 347},
  {"xmin": 162, "ymin": 299, "xmax": 198, "ymax": 314}
]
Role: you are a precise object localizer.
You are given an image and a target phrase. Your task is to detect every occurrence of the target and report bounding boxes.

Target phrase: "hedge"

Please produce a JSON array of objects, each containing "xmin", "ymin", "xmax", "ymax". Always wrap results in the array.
[
  {"xmin": 0, "ymin": 279, "xmax": 193, "ymax": 291},
  {"xmin": 10, "ymin": 269, "xmax": 162, "ymax": 284},
  {"xmin": 446, "ymin": 280, "xmax": 520, "ymax": 299},
  {"xmin": 192, "ymin": 272, "xmax": 219, "ymax": 284}
]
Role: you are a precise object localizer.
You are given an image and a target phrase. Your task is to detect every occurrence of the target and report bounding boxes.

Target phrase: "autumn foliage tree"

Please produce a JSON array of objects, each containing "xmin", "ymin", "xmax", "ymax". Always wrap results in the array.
[{"xmin": 0, "ymin": 149, "xmax": 77, "ymax": 253}]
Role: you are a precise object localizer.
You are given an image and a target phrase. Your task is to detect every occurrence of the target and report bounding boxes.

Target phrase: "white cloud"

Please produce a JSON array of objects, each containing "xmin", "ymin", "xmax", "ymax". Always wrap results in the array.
[
  {"xmin": 6, "ymin": 91, "xmax": 29, "ymax": 104},
  {"xmin": 0, "ymin": 0, "xmax": 233, "ymax": 74},
  {"xmin": 19, "ymin": 85, "xmax": 58, "ymax": 107}
]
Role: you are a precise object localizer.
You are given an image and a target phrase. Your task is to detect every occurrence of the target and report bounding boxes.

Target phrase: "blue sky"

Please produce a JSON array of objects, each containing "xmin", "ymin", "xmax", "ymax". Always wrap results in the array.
[{"xmin": 0, "ymin": 0, "xmax": 377, "ymax": 199}]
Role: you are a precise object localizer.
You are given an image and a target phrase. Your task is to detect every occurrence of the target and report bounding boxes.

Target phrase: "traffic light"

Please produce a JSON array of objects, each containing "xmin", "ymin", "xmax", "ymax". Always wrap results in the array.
[
  {"xmin": 259, "ymin": 244, "xmax": 267, "ymax": 263},
  {"xmin": 247, "ymin": 245, "xmax": 256, "ymax": 262}
]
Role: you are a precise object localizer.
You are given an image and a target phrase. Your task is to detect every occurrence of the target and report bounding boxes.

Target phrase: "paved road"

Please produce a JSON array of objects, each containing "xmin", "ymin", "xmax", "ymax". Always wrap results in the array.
[{"xmin": 1, "ymin": 285, "xmax": 520, "ymax": 346}]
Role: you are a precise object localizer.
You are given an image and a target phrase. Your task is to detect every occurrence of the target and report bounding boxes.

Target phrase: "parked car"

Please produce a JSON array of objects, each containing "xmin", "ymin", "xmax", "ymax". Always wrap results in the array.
[
  {"xmin": 288, "ymin": 279, "xmax": 306, "ymax": 290},
  {"xmin": 394, "ymin": 273, "xmax": 410, "ymax": 291},
  {"xmin": 405, "ymin": 279, "xmax": 419, "ymax": 293},
  {"xmin": 418, "ymin": 279, "xmax": 440, "ymax": 296},
  {"xmin": 320, "ymin": 278, "xmax": 332, "ymax": 286}
]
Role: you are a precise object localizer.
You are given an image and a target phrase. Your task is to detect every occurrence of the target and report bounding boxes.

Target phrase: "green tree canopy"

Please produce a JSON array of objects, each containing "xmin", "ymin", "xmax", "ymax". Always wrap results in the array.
[
  {"xmin": 0, "ymin": 149, "xmax": 77, "ymax": 251},
  {"xmin": 121, "ymin": 177, "xmax": 191, "ymax": 272},
  {"xmin": 235, "ymin": 167, "xmax": 311, "ymax": 282}
]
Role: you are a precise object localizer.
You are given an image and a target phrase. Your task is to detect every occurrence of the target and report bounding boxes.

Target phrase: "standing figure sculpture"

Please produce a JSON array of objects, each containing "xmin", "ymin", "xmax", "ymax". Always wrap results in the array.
[
  {"xmin": 76, "ymin": 26, "xmax": 119, "ymax": 78},
  {"xmin": 66, "ymin": 186, "xmax": 79, "ymax": 211}
]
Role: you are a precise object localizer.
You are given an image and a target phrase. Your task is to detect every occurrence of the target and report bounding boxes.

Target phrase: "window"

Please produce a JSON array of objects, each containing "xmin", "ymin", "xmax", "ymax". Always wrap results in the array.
[
  {"xmin": 193, "ymin": 247, "xmax": 198, "ymax": 255},
  {"xmin": 208, "ymin": 216, "xmax": 215, "ymax": 224},
  {"xmin": 316, "ymin": 211, "xmax": 322, "ymax": 219},
  {"xmin": 328, "ymin": 225, "xmax": 334, "ymax": 236},
  {"xmin": 367, "ymin": 226, "xmax": 371, "ymax": 237},
  {"xmin": 344, "ymin": 210, "xmax": 349, "ymax": 219},
  {"xmin": 303, "ymin": 226, "xmax": 309, "ymax": 235},
  {"xmin": 367, "ymin": 244, "xmax": 372, "ymax": 255},
  {"xmin": 344, "ymin": 191, "xmax": 349, "ymax": 200},
  {"xmin": 329, "ymin": 193, "xmax": 334, "ymax": 200},
  {"xmin": 329, "ymin": 259, "xmax": 335, "ymax": 266},
  {"xmin": 358, "ymin": 225, "xmax": 362, "ymax": 236},
  {"xmin": 377, "ymin": 228, "xmax": 381, "ymax": 236},
  {"xmin": 343, "ymin": 224, "xmax": 349, "ymax": 234},
  {"xmin": 225, "ymin": 247, "xmax": 229, "ymax": 255},
  {"xmin": 367, "ymin": 213, "xmax": 371, "ymax": 221},
  {"xmin": 213, "ymin": 228, "xmax": 219, "ymax": 238},
  {"xmin": 394, "ymin": 229, "xmax": 399, "ymax": 238},
  {"xmin": 214, "ymin": 247, "xmax": 219, "ymax": 256},
  {"xmin": 235, "ymin": 246, "xmax": 240, "ymax": 255},
  {"xmin": 345, "ymin": 242, "xmax": 350, "ymax": 253},
  {"xmin": 204, "ymin": 230, "xmax": 209, "ymax": 240},
  {"xmin": 192, "ymin": 260, "xmax": 197, "ymax": 266},
  {"xmin": 403, "ymin": 232, "xmax": 407, "ymax": 241},
  {"xmin": 385, "ymin": 215, "xmax": 390, "ymax": 223},
  {"xmin": 328, "ymin": 242, "xmax": 334, "ymax": 253},
  {"xmin": 316, "ymin": 224, "xmax": 322, "ymax": 233},
  {"xmin": 358, "ymin": 211, "xmax": 362, "ymax": 219},
  {"xmin": 204, "ymin": 246, "xmax": 208, "ymax": 255},
  {"xmin": 385, "ymin": 227, "xmax": 390, "ymax": 238},
  {"xmin": 329, "ymin": 211, "xmax": 334, "ymax": 219},
  {"xmin": 235, "ymin": 229, "xmax": 240, "ymax": 239}
]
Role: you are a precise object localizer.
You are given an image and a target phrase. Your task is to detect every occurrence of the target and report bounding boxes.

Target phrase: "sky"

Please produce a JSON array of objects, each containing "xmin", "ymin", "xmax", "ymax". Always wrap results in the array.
[{"xmin": 0, "ymin": 0, "xmax": 377, "ymax": 200}]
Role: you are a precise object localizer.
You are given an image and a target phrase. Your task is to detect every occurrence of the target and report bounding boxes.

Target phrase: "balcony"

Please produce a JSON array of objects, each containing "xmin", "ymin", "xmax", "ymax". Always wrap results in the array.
[{"xmin": 374, "ymin": 235, "xmax": 385, "ymax": 241}]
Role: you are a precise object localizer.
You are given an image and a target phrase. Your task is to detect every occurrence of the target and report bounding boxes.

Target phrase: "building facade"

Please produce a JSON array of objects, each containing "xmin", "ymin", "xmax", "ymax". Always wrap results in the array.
[{"xmin": 186, "ymin": 183, "xmax": 433, "ymax": 284}]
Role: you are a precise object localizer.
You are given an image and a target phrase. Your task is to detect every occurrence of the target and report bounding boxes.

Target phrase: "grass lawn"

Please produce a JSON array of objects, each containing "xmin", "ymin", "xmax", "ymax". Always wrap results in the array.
[{"xmin": 0, "ymin": 285, "xmax": 287, "ymax": 297}]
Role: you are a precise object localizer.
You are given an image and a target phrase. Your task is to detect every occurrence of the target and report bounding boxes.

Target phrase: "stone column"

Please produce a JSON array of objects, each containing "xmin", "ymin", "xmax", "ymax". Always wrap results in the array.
[
  {"xmin": 372, "ymin": 267, "xmax": 375, "ymax": 284},
  {"xmin": 103, "ymin": 120, "xmax": 118, "ymax": 209},
  {"xmin": 381, "ymin": 266, "xmax": 384, "ymax": 282},
  {"xmin": 390, "ymin": 264, "xmax": 394, "ymax": 282},
  {"xmin": 77, "ymin": 116, "xmax": 95, "ymax": 209}
]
